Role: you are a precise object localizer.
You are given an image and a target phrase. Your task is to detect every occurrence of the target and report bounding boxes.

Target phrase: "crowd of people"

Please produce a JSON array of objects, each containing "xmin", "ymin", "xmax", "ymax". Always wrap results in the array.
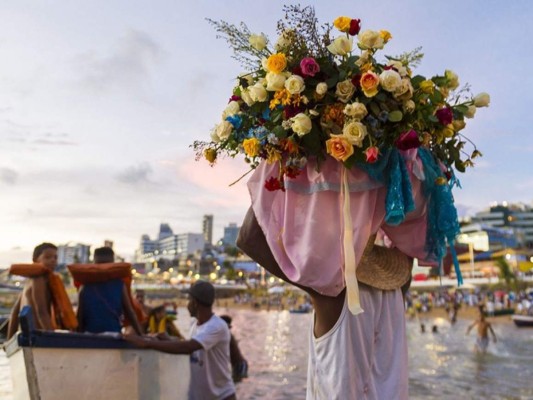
[{"xmin": 7, "ymin": 242, "xmax": 248, "ymax": 400}]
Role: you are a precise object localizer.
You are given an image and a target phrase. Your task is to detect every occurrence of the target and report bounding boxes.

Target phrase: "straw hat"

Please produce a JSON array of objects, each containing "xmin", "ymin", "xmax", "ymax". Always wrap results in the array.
[{"xmin": 356, "ymin": 234, "xmax": 412, "ymax": 290}]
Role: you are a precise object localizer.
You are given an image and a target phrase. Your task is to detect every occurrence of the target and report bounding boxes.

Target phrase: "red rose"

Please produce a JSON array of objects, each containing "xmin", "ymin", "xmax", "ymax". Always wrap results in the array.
[
  {"xmin": 395, "ymin": 129, "xmax": 421, "ymax": 150},
  {"xmin": 265, "ymin": 177, "xmax": 284, "ymax": 191},
  {"xmin": 365, "ymin": 146, "xmax": 379, "ymax": 163},
  {"xmin": 435, "ymin": 107, "xmax": 453, "ymax": 126},
  {"xmin": 349, "ymin": 19, "xmax": 361, "ymax": 36},
  {"xmin": 228, "ymin": 95, "xmax": 241, "ymax": 103}
]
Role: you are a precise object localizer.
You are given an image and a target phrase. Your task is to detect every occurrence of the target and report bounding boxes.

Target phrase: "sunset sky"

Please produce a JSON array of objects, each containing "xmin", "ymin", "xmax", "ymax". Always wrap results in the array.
[{"xmin": 1, "ymin": 0, "xmax": 532, "ymax": 265}]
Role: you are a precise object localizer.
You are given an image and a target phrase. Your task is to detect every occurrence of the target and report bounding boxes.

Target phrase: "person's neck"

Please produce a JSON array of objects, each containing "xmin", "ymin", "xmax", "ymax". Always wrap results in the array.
[{"xmin": 196, "ymin": 307, "xmax": 214, "ymax": 325}]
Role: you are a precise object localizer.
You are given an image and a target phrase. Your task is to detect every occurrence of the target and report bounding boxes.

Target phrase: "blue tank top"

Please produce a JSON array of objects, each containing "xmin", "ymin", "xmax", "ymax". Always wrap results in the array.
[{"xmin": 80, "ymin": 279, "xmax": 124, "ymax": 333}]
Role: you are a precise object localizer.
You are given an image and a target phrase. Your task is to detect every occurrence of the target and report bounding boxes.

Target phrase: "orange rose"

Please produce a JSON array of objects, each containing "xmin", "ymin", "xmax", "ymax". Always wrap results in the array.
[
  {"xmin": 266, "ymin": 53, "xmax": 287, "ymax": 74},
  {"xmin": 360, "ymin": 71, "xmax": 379, "ymax": 97},
  {"xmin": 326, "ymin": 135, "xmax": 354, "ymax": 162}
]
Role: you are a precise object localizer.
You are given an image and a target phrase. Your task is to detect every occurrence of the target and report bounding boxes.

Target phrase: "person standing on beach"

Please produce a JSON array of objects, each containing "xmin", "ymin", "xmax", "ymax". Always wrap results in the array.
[
  {"xmin": 237, "ymin": 207, "xmax": 415, "ymax": 400},
  {"xmin": 125, "ymin": 281, "xmax": 236, "ymax": 400},
  {"xmin": 466, "ymin": 307, "xmax": 497, "ymax": 353}
]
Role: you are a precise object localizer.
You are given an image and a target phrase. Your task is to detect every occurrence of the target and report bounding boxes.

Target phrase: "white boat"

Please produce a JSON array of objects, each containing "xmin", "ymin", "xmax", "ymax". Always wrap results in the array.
[
  {"xmin": 4, "ymin": 306, "xmax": 190, "ymax": 400},
  {"xmin": 511, "ymin": 314, "xmax": 533, "ymax": 327}
]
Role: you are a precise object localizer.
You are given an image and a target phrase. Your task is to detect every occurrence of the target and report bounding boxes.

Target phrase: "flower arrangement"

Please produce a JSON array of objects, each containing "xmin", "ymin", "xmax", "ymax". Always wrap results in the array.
[{"xmin": 193, "ymin": 5, "xmax": 488, "ymax": 191}]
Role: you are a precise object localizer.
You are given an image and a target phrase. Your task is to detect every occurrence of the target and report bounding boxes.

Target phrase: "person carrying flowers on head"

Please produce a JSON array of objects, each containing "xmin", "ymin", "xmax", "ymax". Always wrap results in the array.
[
  {"xmin": 7, "ymin": 242, "xmax": 78, "ymax": 339},
  {"xmin": 71, "ymin": 247, "xmax": 142, "ymax": 335}
]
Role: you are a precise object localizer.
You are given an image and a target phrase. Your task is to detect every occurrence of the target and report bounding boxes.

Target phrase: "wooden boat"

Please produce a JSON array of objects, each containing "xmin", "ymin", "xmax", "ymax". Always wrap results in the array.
[
  {"xmin": 483, "ymin": 308, "xmax": 515, "ymax": 317},
  {"xmin": 4, "ymin": 306, "xmax": 190, "ymax": 399},
  {"xmin": 511, "ymin": 314, "xmax": 533, "ymax": 327}
]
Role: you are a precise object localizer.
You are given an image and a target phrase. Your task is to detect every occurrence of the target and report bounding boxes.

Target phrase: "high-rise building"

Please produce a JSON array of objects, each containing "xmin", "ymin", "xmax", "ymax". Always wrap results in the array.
[
  {"xmin": 158, "ymin": 223, "xmax": 173, "ymax": 241},
  {"xmin": 222, "ymin": 223, "xmax": 240, "ymax": 246},
  {"xmin": 202, "ymin": 214, "xmax": 214, "ymax": 245},
  {"xmin": 472, "ymin": 203, "xmax": 533, "ymax": 248}
]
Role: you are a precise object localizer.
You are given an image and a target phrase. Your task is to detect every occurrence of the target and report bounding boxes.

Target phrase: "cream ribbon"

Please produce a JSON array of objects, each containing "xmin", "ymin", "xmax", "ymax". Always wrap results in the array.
[{"xmin": 342, "ymin": 167, "xmax": 364, "ymax": 315}]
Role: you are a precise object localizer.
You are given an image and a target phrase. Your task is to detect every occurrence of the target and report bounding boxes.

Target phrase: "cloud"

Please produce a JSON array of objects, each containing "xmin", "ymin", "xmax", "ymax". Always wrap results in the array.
[
  {"xmin": 33, "ymin": 138, "xmax": 77, "ymax": 146},
  {"xmin": 0, "ymin": 167, "xmax": 18, "ymax": 185},
  {"xmin": 75, "ymin": 29, "xmax": 162, "ymax": 91},
  {"xmin": 116, "ymin": 163, "xmax": 153, "ymax": 185}
]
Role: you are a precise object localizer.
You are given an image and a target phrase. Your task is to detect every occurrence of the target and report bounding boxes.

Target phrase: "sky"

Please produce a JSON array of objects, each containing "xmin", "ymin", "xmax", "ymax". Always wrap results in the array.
[{"xmin": 1, "ymin": 0, "xmax": 532, "ymax": 266}]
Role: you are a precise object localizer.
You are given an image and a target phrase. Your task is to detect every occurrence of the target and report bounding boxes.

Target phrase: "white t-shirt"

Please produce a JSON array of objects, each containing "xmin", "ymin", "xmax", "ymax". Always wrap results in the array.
[
  {"xmin": 307, "ymin": 284, "xmax": 408, "ymax": 400},
  {"xmin": 189, "ymin": 314, "xmax": 235, "ymax": 400}
]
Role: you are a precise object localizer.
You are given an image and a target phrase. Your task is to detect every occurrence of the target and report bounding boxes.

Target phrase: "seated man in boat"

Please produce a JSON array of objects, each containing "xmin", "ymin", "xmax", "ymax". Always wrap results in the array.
[
  {"xmin": 147, "ymin": 305, "xmax": 184, "ymax": 339},
  {"xmin": 7, "ymin": 243, "xmax": 78, "ymax": 339},
  {"xmin": 125, "ymin": 280, "xmax": 236, "ymax": 400},
  {"xmin": 75, "ymin": 247, "xmax": 142, "ymax": 335}
]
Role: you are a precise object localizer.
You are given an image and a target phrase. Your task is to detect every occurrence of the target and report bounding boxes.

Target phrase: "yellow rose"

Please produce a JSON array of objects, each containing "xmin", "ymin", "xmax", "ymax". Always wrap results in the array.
[
  {"xmin": 327, "ymin": 36, "xmax": 353, "ymax": 56},
  {"xmin": 419, "ymin": 80, "xmax": 435, "ymax": 94},
  {"xmin": 335, "ymin": 79, "xmax": 356, "ymax": 103},
  {"xmin": 326, "ymin": 135, "xmax": 354, "ymax": 162},
  {"xmin": 333, "ymin": 16, "xmax": 351, "ymax": 32},
  {"xmin": 243, "ymin": 138, "xmax": 261, "ymax": 157},
  {"xmin": 266, "ymin": 53, "xmax": 287, "ymax": 74},
  {"xmin": 204, "ymin": 148, "xmax": 217, "ymax": 163},
  {"xmin": 445, "ymin": 69, "xmax": 460, "ymax": 90},
  {"xmin": 380, "ymin": 30, "xmax": 392, "ymax": 43},
  {"xmin": 360, "ymin": 71, "xmax": 380, "ymax": 98}
]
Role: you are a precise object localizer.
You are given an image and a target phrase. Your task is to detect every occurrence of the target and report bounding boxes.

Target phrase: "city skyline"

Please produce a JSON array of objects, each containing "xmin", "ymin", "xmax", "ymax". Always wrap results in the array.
[{"xmin": 1, "ymin": 1, "xmax": 533, "ymax": 265}]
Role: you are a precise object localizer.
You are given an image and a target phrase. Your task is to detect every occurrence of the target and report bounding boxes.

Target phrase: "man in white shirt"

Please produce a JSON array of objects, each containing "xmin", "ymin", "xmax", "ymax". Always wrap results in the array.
[{"xmin": 125, "ymin": 281, "xmax": 236, "ymax": 400}]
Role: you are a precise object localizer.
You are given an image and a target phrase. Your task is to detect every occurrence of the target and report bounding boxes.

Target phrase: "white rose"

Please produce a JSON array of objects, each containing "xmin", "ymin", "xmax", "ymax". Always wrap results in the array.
[
  {"xmin": 402, "ymin": 100, "xmax": 416, "ymax": 113},
  {"xmin": 394, "ymin": 78, "xmax": 414, "ymax": 101},
  {"xmin": 248, "ymin": 82, "xmax": 268, "ymax": 102},
  {"xmin": 291, "ymin": 113, "xmax": 312, "ymax": 136},
  {"xmin": 222, "ymin": 101, "xmax": 240, "ymax": 120},
  {"xmin": 379, "ymin": 69, "xmax": 402, "ymax": 92},
  {"xmin": 265, "ymin": 72, "xmax": 287, "ymax": 91},
  {"xmin": 274, "ymin": 29, "xmax": 294, "ymax": 52},
  {"xmin": 261, "ymin": 57, "xmax": 269, "ymax": 72},
  {"xmin": 249, "ymin": 34, "xmax": 267, "ymax": 51},
  {"xmin": 237, "ymin": 73, "xmax": 254, "ymax": 86},
  {"xmin": 473, "ymin": 92, "xmax": 490, "ymax": 107},
  {"xmin": 335, "ymin": 79, "xmax": 356, "ymax": 103},
  {"xmin": 316, "ymin": 82, "xmax": 328, "ymax": 96},
  {"xmin": 240, "ymin": 88, "xmax": 255, "ymax": 106},
  {"xmin": 343, "ymin": 121, "xmax": 368, "ymax": 147},
  {"xmin": 215, "ymin": 120, "xmax": 233, "ymax": 140},
  {"xmin": 388, "ymin": 60, "xmax": 408, "ymax": 77},
  {"xmin": 285, "ymin": 75, "xmax": 305, "ymax": 94},
  {"xmin": 344, "ymin": 102, "xmax": 368, "ymax": 120},
  {"xmin": 445, "ymin": 69, "xmax": 460, "ymax": 90},
  {"xmin": 358, "ymin": 30, "xmax": 384, "ymax": 50},
  {"xmin": 327, "ymin": 36, "xmax": 353, "ymax": 56},
  {"xmin": 355, "ymin": 50, "xmax": 371, "ymax": 67},
  {"xmin": 465, "ymin": 105, "xmax": 477, "ymax": 118},
  {"xmin": 210, "ymin": 129, "xmax": 221, "ymax": 143}
]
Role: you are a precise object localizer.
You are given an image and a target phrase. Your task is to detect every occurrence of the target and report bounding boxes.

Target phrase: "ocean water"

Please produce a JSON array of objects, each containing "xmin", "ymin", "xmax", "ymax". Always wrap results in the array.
[{"xmin": 1, "ymin": 309, "xmax": 532, "ymax": 400}]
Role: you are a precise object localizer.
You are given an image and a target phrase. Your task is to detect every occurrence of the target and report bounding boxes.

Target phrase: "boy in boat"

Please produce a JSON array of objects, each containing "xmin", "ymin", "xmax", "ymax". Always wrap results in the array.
[
  {"xmin": 76, "ymin": 247, "xmax": 142, "ymax": 335},
  {"xmin": 466, "ymin": 306, "xmax": 497, "ymax": 353},
  {"xmin": 7, "ymin": 243, "xmax": 77, "ymax": 338}
]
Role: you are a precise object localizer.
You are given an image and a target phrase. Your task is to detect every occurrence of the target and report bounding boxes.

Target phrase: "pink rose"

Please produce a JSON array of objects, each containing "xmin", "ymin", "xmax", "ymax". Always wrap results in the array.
[
  {"xmin": 395, "ymin": 129, "xmax": 421, "ymax": 150},
  {"xmin": 365, "ymin": 146, "xmax": 379, "ymax": 163},
  {"xmin": 300, "ymin": 57, "xmax": 320, "ymax": 77}
]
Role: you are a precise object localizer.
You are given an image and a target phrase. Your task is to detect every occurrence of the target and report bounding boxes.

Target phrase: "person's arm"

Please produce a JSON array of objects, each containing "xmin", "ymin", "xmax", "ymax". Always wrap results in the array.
[
  {"xmin": 122, "ymin": 286, "xmax": 143, "ymax": 335},
  {"xmin": 7, "ymin": 295, "xmax": 21, "ymax": 339},
  {"xmin": 237, "ymin": 206, "xmax": 345, "ymax": 338},
  {"xmin": 32, "ymin": 277, "xmax": 54, "ymax": 330},
  {"xmin": 124, "ymin": 334, "xmax": 202, "ymax": 354},
  {"xmin": 488, "ymin": 324, "xmax": 497, "ymax": 342},
  {"xmin": 466, "ymin": 321, "xmax": 477, "ymax": 335}
]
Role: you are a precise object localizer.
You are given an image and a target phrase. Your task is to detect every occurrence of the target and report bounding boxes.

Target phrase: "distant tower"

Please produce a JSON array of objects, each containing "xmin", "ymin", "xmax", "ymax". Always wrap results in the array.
[
  {"xmin": 158, "ymin": 223, "xmax": 173, "ymax": 241},
  {"xmin": 202, "ymin": 214, "xmax": 214, "ymax": 245}
]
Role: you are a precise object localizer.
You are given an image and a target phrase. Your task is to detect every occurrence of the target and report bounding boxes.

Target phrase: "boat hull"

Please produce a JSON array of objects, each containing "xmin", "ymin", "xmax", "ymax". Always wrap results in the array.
[{"xmin": 511, "ymin": 315, "xmax": 533, "ymax": 327}]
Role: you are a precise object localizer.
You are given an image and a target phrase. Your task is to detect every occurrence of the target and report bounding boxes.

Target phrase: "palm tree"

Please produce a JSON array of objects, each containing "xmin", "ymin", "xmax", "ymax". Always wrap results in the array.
[{"xmin": 495, "ymin": 257, "xmax": 516, "ymax": 289}]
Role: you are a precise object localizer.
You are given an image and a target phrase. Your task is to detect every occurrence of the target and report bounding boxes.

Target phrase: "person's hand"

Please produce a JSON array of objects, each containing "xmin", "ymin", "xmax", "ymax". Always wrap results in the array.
[
  {"xmin": 123, "ymin": 334, "xmax": 149, "ymax": 348},
  {"xmin": 156, "ymin": 332, "xmax": 171, "ymax": 341}
]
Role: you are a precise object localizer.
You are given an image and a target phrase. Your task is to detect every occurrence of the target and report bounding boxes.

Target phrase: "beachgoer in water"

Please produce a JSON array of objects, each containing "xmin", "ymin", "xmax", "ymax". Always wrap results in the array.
[
  {"xmin": 466, "ymin": 307, "xmax": 497, "ymax": 353},
  {"xmin": 7, "ymin": 243, "xmax": 77, "ymax": 338},
  {"xmin": 125, "ymin": 281, "xmax": 236, "ymax": 400},
  {"xmin": 147, "ymin": 305, "xmax": 184, "ymax": 339},
  {"xmin": 76, "ymin": 247, "xmax": 142, "ymax": 335},
  {"xmin": 220, "ymin": 315, "xmax": 249, "ymax": 383}
]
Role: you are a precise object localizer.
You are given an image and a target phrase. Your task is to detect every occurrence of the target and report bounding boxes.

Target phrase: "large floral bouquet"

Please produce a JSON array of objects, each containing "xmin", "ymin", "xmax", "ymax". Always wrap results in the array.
[{"xmin": 194, "ymin": 5, "xmax": 488, "ymax": 190}]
